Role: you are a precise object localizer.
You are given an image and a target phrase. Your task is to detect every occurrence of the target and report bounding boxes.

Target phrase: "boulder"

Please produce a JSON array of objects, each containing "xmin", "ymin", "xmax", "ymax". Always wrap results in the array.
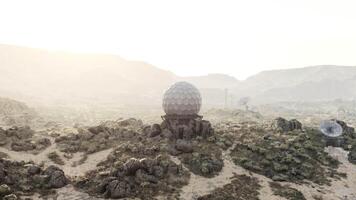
[
  {"xmin": 43, "ymin": 166, "xmax": 68, "ymax": 188},
  {"xmin": 0, "ymin": 163, "xmax": 5, "ymax": 181},
  {"xmin": 175, "ymin": 139, "xmax": 193, "ymax": 153},
  {"xmin": 5, "ymin": 126, "xmax": 34, "ymax": 139},
  {"xmin": 11, "ymin": 141, "xmax": 36, "ymax": 151},
  {"xmin": 3, "ymin": 194, "xmax": 17, "ymax": 200},
  {"xmin": 27, "ymin": 165, "xmax": 41, "ymax": 175},
  {"xmin": 0, "ymin": 184, "xmax": 11, "ymax": 197},
  {"xmin": 106, "ymin": 180, "xmax": 132, "ymax": 199},
  {"xmin": 272, "ymin": 117, "xmax": 302, "ymax": 132},
  {"xmin": 122, "ymin": 158, "xmax": 144, "ymax": 176},
  {"xmin": 149, "ymin": 124, "xmax": 161, "ymax": 137}
]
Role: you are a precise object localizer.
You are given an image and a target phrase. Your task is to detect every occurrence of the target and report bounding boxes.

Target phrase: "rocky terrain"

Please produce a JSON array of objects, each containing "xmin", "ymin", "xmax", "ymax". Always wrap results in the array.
[{"xmin": 0, "ymin": 112, "xmax": 355, "ymax": 199}]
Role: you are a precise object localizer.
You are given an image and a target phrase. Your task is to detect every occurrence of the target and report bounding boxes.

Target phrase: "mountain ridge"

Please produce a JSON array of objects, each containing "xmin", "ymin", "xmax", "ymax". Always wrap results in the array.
[{"xmin": 0, "ymin": 44, "xmax": 355, "ymax": 105}]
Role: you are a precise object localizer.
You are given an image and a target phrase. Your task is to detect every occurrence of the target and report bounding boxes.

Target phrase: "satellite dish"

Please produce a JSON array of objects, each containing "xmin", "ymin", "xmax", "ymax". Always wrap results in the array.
[{"xmin": 319, "ymin": 120, "xmax": 343, "ymax": 137}]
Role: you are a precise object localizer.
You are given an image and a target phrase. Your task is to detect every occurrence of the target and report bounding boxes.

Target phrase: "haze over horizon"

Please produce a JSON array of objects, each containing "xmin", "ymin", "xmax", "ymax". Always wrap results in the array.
[{"xmin": 1, "ymin": 0, "xmax": 356, "ymax": 79}]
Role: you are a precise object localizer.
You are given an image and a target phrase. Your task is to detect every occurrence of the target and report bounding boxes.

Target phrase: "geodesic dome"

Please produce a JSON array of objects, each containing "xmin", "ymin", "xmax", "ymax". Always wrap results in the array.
[{"xmin": 163, "ymin": 82, "xmax": 202, "ymax": 116}]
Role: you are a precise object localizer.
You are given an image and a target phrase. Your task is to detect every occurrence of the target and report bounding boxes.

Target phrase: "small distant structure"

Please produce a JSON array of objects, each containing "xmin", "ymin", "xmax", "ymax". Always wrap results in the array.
[
  {"xmin": 224, "ymin": 88, "xmax": 228, "ymax": 109},
  {"xmin": 238, "ymin": 96, "xmax": 251, "ymax": 111},
  {"xmin": 320, "ymin": 120, "xmax": 343, "ymax": 138},
  {"xmin": 320, "ymin": 120, "xmax": 344, "ymax": 147}
]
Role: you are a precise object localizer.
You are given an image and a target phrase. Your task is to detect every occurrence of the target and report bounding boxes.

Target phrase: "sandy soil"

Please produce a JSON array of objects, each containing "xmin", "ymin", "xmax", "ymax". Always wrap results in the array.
[
  {"xmin": 179, "ymin": 146, "xmax": 356, "ymax": 200},
  {"xmin": 1, "ymin": 138, "xmax": 355, "ymax": 200},
  {"xmin": 0, "ymin": 139, "xmax": 112, "ymax": 177},
  {"xmin": 179, "ymin": 145, "xmax": 283, "ymax": 200}
]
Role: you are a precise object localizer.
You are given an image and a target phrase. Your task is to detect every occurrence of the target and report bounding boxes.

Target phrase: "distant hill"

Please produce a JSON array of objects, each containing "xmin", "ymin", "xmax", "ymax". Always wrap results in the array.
[
  {"xmin": 0, "ymin": 97, "xmax": 37, "ymax": 126},
  {"xmin": 0, "ymin": 44, "xmax": 177, "ymax": 105},
  {"xmin": 1, "ymin": 44, "xmax": 356, "ymax": 106},
  {"xmin": 181, "ymin": 74, "xmax": 240, "ymax": 89},
  {"xmin": 0, "ymin": 44, "xmax": 240, "ymax": 106},
  {"xmin": 240, "ymin": 66, "xmax": 356, "ymax": 103}
]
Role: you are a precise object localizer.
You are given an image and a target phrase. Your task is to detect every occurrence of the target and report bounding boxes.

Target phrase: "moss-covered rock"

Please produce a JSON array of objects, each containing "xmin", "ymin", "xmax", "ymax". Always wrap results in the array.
[
  {"xmin": 270, "ymin": 182, "xmax": 306, "ymax": 200},
  {"xmin": 0, "ymin": 159, "xmax": 68, "ymax": 196},
  {"xmin": 349, "ymin": 145, "xmax": 356, "ymax": 164},
  {"xmin": 197, "ymin": 174, "xmax": 261, "ymax": 200},
  {"xmin": 181, "ymin": 152, "xmax": 223, "ymax": 177},
  {"xmin": 47, "ymin": 151, "xmax": 65, "ymax": 165},
  {"xmin": 55, "ymin": 118, "xmax": 144, "ymax": 154},
  {"xmin": 230, "ymin": 128, "xmax": 344, "ymax": 185},
  {"xmin": 75, "ymin": 154, "xmax": 189, "ymax": 199}
]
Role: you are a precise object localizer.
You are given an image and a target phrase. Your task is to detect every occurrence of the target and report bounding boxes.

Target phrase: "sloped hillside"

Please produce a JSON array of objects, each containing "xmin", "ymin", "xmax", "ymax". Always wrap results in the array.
[{"xmin": 0, "ymin": 97, "xmax": 37, "ymax": 126}]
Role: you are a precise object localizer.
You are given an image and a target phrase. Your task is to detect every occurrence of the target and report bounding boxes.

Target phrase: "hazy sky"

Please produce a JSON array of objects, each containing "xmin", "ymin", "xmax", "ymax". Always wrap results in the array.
[{"xmin": 0, "ymin": 0, "xmax": 356, "ymax": 79}]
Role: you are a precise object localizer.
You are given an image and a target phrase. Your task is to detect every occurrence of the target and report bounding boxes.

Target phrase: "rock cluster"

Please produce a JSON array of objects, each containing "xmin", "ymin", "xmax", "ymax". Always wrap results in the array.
[
  {"xmin": 197, "ymin": 174, "xmax": 261, "ymax": 200},
  {"xmin": 270, "ymin": 182, "xmax": 306, "ymax": 200},
  {"xmin": 55, "ymin": 118, "xmax": 143, "ymax": 154},
  {"xmin": 230, "ymin": 128, "xmax": 344, "ymax": 184},
  {"xmin": 142, "ymin": 117, "xmax": 214, "ymax": 142},
  {"xmin": 271, "ymin": 117, "xmax": 302, "ymax": 132},
  {"xmin": 0, "ymin": 184, "xmax": 13, "ymax": 199},
  {"xmin": 76, "ymin": 155, "xmax": 189, "ymax": 199},
  {"xmin": 158, "ymin": 118, "xmax": 226, "ymax": 177},
  {"xmin": 0, "ymin": 159, "xmax": 68, "ymax": 197},
  {"xmin": 0, "ymin": 126, "xmax": 51, "ymax": 153},
  {"xmin": 181, "ymin": 152, "xmax": 223, "ymax": 177}
]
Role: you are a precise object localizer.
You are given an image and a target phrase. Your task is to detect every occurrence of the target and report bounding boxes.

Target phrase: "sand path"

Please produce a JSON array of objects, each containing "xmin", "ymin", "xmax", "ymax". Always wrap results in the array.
[
  {"xmin": 178, "ymin": 145, "xmax": 283, "ymax": 200},
  {"xmin": 179, "ymin": 146, "xmax": 356, "ymax": 200},
  {"xmin": 0, "ymin": 138, "xmax": 112, "ymax": 177}
]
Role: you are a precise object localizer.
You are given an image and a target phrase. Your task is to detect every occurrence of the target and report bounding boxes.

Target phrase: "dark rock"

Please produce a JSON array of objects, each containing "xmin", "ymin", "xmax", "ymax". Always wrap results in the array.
[
  {"xmin": 0, "ymin": 163, "xmax": 5, "ymax": 181},
  {"xmin": 88, "ymin": 126, "xmax": 105, "ymax": 135},
  {"xmin": 135, "ymin": 169, "xmax": 158, "ymax": 183},
  {"xmin": 117, "ymin": 118, "xmax": 143, "ymax": 128},
  {"xmin": 3, "ymin": 194, "xmax": 17, "ymax": 200},
  {"xmin": 122, "ymin": 158, "xmax": 144, "ymax": 176},
  {"xmin": 161, "ymin": 129, "xmax": 173, "ymax": 140},
  {"xmin": 175, "ymin": 139, "xmax": 193, "ymax": 153},
  {"xmin": 5, "ymin": 126, "xmax": 34, "ymax": 139},
  {"xmin": 349, "ymin": 145, "xmax": 356, "ymax": 164},
  {"xmin": 0, "ymin": 184, "xmax": 11, "ymax": 197},
  {"xmin": 336, "ymin": 120, "xmax": 356, "ymax": 138},
  {"xmin": 270, "ymin": 182, "xmax": 306, "ymax": 200},
  {"xmin": 106, "ymin": 180, "xmax": 131, "ymax": 198},
  {"xmin": 182, "ymin": 153, "xmax": 223, "ymax": 177},
  {"xmin": 27, "ymin": 165, "xmax": 41, "ymax": 175},
  {"xmin": 43, "ymin": 166, "xmax": 68, "ymax": 188},
  {"xmin": 200, "ymin": 120, "xmax": 214, "ymax": 138},
  {"xmin": 161, "ymin": 118, "xmax": 214, "ymax": 141},
  {"xmin": 272, "ymin": 117, "xmax": 302, "ymax": 132},
  {"xmin": 197, "ymin": 174, "xmax": 261, "ymax": 200},
  {"xmin": 0, "ymin": 129, "xmax": 7, "ymax": 146},
  {"xmin": 149, "ymin": 124, "xmax": 161, "ymax": 137},
  {"xmin": 10, "ymin": 141, "xmax": 36, "ymax": 151},
  {"xmin": 230, "ymin": 129, "xmax": 344, "ymax": 185},
  {"xmin": 78, "ymin": 154, "xmax": 190, "ymax": 199}
]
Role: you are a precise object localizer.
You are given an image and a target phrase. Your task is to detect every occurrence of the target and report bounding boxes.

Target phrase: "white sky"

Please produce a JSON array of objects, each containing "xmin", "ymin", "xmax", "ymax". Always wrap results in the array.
[{"xmin": 0, "ymin": 0, "xmax": 356, "ymax": 80}]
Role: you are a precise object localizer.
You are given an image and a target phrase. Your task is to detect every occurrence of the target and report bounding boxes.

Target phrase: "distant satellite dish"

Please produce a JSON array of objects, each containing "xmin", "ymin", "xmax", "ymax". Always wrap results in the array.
[{"xmin": 319, "ymin": 120, "xmax": 343, "ymax": 137}]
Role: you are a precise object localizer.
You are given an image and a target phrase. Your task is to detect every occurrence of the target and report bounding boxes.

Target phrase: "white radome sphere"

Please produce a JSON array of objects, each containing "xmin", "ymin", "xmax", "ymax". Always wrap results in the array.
[{"xmin": 163, "ymin": 82, "xmax": 202, "ymax": 116}]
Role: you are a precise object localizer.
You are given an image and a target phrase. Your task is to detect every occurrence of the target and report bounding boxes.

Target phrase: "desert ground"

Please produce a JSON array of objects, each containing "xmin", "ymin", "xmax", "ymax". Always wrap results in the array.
[{"xmin": 0, "ymin": 98, "xmax": 356, "ymax": 200}]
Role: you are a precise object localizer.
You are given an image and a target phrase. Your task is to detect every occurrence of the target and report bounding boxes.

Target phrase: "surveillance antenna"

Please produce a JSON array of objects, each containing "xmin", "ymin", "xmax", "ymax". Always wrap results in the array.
[{"xmin": 319, "ymin": 120, "xmax": 343, "ymax": 137}]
